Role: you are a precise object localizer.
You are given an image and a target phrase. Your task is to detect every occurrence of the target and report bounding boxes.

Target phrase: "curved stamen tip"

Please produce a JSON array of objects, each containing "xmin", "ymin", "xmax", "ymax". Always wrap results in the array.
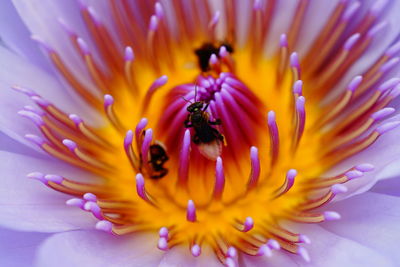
[
  {"xmin": 186, "ymin": 200, "xmax": 197, "ymax": 222},
  {"xmin": 242, "ymin": 217, "xmax": 254, "ymax": 232},
  {"xmin": 157, "ymin": 237, "xmax": 168, "ymax": 251},
  {"xmin": 27, "ymin": 172, "xmax": 46, "ymax": 184},
  {"xmin": 344, "ymin": 33, "xmax": 361, "ymax": 51},
  {"xmin": 371, "ymin": 108, "xmax": 395, "ymax": 121},
  {"xmin": 345, "ymin": 170, "xmax": 363, "ymax": 180},
  {"xmin": 77, "ymin": 37, "xmax": 90, "ymax": 55},
  {"xmin": 331, "ymin": 184, "xmax": 348, "ymax": 194},
  {"xmin": 257, "ymin": 245, "xmax": 272, "ymax": 257},
  {"xmin": 227, "ymin": 247, "xmax": 237, "ymax": 258},
  {"xmin": 124, "ymin": 46, "xmax": 134, "ymax": 61},
  {"xmin": 347, "ymin": 75, "xmax": 363, "ymax": 92},
  {"xmin": 44, "ymin": 174, "xmax": 63, "ymax": 184},
  {"xmin": 18, "ymin": 110, "xmax": 44, "ymax": 126},
  {"xmin": 253, "ymin": 0, "xmax": 262, "ymax": 10},
  {"xmin": 210, "ymin": 54, "xmax": 219, "ymax": 65},
  {"xmin": 25, "ymin": 134, "xmax": 46, "ymax": 146},
  {"xmin": 287, "ymin": 169, "xmax": 297, "ymax": 181},
  {"xmin": 376, "ymin": 121, "xmax": 400, "ymax": 134},
  {"xmin": 135, "ymin": 173, "xmax": 147, "ymax": 200},
  {"xmin": 31, "ymin": 96, "xmax": 50, "ymax": 107},
  {"xmin": 136, "ymin": 118, "xmax": 149, "ymax": 132},
  {"xmin": 267, "ymin": 239, "xmax": 281, "ymax": 250},
  {"xmin": 153, "ymin": 75, "xmax": 168, "ymax": 88},
  {"xmin": 159, "ymin": 227, "xmax": 169, "ymax": 238},
  {"xmin": 191, "ymin": 244, "xmax": 201, "ymax": 257},
  {"xmin": 104, "ymin": 94, "xmax": 114, "ymax": 107},
  {"xmin": 63, "ymin": 139, "xmax": 78, "ymax": 152},
  {"xmin": 380, "ymin": 57, "xmax": 399, "ymax": 73},
  {"xmin": 31, "ymin": 35, "xmax": 54, "ymax": 52},
  {"xmin": 386, "ymin": 41, "xmax": 400, "ymax": 57},
  {"xmin": 66, "ymin": 198, "xmax": 85, "ymax": 208},
  {"xmin": 149, "ymin": 15, "xmax": 159, "ymax": 31},
  {"xmin": 297, "ymin": 247, "xmax": 310, "ymax": 262},
  {"xmin": 355, "ymin": 163, "xmax": 375, "ymax": 172},
  {"xmin": 378, "ymin": 78, "xmax": 400, "ymax": 92},
  {"xmin": 280, "ymin": 34, "xmax": 288, "ymax": 47},
  {"xmin": 83, "ymin": 192, "xmax": 97, "ymax": 202},
  {"xmin": 154, "ymin": 2, "xmax": 164, "ymax": 19},
  {"xmin": 293, "ymin": 80, "xmax": 303, "ymax": 95},
  {"xmin": 299, "ymin": 234, "xmax": 311, "ymax": 244},
  {"xmin": 370, "ymin": 0, "xmax": 388, "ymax": 16},
  {"xmin": 210, "ymin": 11, "xmax": 221, "ymax": 26},
  {"xmin": 95, "ymin": 220, "xmax": 113, "ymax": 233},
  {"xmin": 290, "ymin": 52, "xmax": 300, "ymax": 68},
  {"xmin": 219, "ymin": 46, "xmax": 228, "ymax": 57},
  {"xmin": 342, "ymin": 1, "xmax": 361, "ymax": 22},
  {"xmin": 124, "ymin": 130, "xmax": 134, "ymax": 147},
  {"xmin": 324, "ymin": 211, "xmax": 341, "ymax": 221},
  {"xmin": 267, "ymin": 110, "xmax": 276, "ymax": 124},
  {"xmin": 367, "ymin": 21, "xmax": 387, "ymax": 38},
  {"xmin": 69, "ymin": 114, "xmax": 83, "ymax": 125},
  {"xmin": 12, "ymin": 85, "xmax": 37, "ymax": 97}
]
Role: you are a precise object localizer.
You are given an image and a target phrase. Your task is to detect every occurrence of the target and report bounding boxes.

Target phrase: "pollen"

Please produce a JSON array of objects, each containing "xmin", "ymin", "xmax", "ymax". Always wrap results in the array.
[{"xmin": 16, "ymin": 0, "xmax": 400, "ymax": 265}]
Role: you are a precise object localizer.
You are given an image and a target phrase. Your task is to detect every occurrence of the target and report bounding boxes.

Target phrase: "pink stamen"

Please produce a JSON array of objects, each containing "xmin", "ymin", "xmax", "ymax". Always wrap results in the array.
[
  {"xmin": 227, "ymin": 247, "xmax": 237, "ymax": 258},
  {"xmin": 343, "ymin": 33, "xmax": 361, "ymax": 51},
  {"xmin": 149, "ymin": 15, "xmax": 159, "ymax": 32},
  {"xmin": 124, "ymin": 46, "xmax": 134, "ymax": 62},
  {"xmin": 267, "ymin": 239, "xmax": 281, "ymax": 250},
  {"xmin": 371, "ymin": 108, "xmax": 395, "ymax": 121},
  {"xmin": 213, "ymin": 157, "xmax": 225, "ymax": 201},
  {"xmin": 159, "ymin": 227, "xmax": 169, "ymax": 238},
  {"xmin": 347, "ymin": 75, "xmax": 363, "ymax": 92},
  {"xmin": 280, "ymin": 34, "xmax": 288, "ymax": 48},
  {"xmin": 342, "ymin": 1, "xmax": 361, "ymax": 22},
  {"xmin": 355, "ymin": 163, "xmax": 375, "ymax": 172},
  {"xmin": 77, "ymin": 37, "xmax": 90, "ymax": 55},
  {"xmin": 257, "ymin": 245, "xmax": 272, "ymax": 257},
  {"xmin": 247, "ymin": 146, "xmax": 260, "ymax": 190},
  {"xmin": 27, "ymin": 172, "xmax": 47, "ymax": 184},
  {"xmin": 267, "ymin": 111, "xmax": 279, "ymax": 165},
  {"xmin": 186, "ymin": 200, "xmax": 197, "ymax": 222},
  {"xmin": 331, "ymin": 184, "xmax": 348, "ymax": 194},
  {"xmin": 294, "ymin": 96, "xmax": 306, "ymax": 147},
  {"xmin": 83, "ymin": 192, "xmax": 97, "ymax": 202},
  {"xmin": 141, "ymin": 129, "xmax": 153, "ymax": 167},
  {"xmin": 66, "ymin": 198, "xmax": 85, "ymax": 209},
  {"xmin": 241, "ymin": 217, "xmax": 254, "ymax": 232},
  {"xmin": 154, "ymin": 2, "xmax": 164, "ymax": 19},
  {"xmin": 178, "ymin": 129, "xmax": 191, "ymax": 186},
  {"xmin": 135, "ymin": 173, "xmax": 152, "ymax": 203},
  {"xmin": 376, "ymin": 121, "xmax": 400, "ymax": 134},
  {"xmin": 299, "ymin": 234, "xmax": 311, "ymax": 244},
  {"xmin": 293, "ymin": 80, "xmax": 303, "ymax": 96},
  {"xmin": 44, "ymin": 174, "xmax": 63, "ymax": 184}
]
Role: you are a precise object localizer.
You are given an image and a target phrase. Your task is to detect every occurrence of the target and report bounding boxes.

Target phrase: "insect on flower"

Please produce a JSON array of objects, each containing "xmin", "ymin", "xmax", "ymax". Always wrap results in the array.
[
  {"xmin": 195, "ymin": 42, "xmax": 234, "ymax": 72},
  {"xmin": 183, "ymin": 85, "xmax": 224, "ymax": 160},
  {"xmin": 148, "ymin": 143, "xmax": 169, "ymax": 179}
]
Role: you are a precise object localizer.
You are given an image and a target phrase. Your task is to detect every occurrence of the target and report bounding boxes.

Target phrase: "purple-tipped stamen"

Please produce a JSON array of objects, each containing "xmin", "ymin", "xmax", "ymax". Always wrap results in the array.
[
  {"xmin": 376, "ymin": 121, "xmax": 400, "ymax": 134},
  {"xmin": 96, "ymin": 220, "xmax": 113, "ymax": 233},
  {"xmin": 324, "ymin": 211, "xmax": 341, "ymax": 221},
  {"xmin": 355, "ymin": 163, "xmax": 375, "ymax": 172},
  {"xmin": 213, "ymin": 157, "xmax": 225, "ymax": 201},
  {"xmin": 141, "ymin": 129, "xmax": 153, "ymax": 166},
  {"xmin": 297, "ymin": 247, "xmax": 310, "ymax": 262},
  {"xmin": 299, "ymin": 234, "xmax": 311, "ymax": 244},
  {"xmin": 159, "ymin": 227, "xmax": 169, "ymax": 238},
  {"xmin": 347, "ymin": 75, "xmax": 363, "ymax": 92},
  {"xmin": 178, "ymin": 130, "xmax": 191, "ymax": 186},
  {"xmin": 186, "ymin": 200, "xmax": 197, "ymax": 222},
  {"xmin": 241, "ymin": 217, "xmax": 254, "ymax": 232},
  {"xmin": 124, "ymin": 46, "xmax": 135, "ymax": 62},
  {"xmin": 267, "ymin": 111, "xmax": 280, "ymax": 165},
  {"xmin": 257, "ymin": 245, "xmax": 272, "ymax": 257},
  {"xmin": 191, "ymin": 244, "xmax": 201, "ymax": 257},
  {"xmin": 370, "ymin": 108, "xmax": 395, "ymax": 121},
  {"xmin": 247, "ymin": 146, "xmax": 260, "ymax": 190},
  {"xmin": 293, "ymin": 80, "xmax": 303, "ymax": 95},
  {"xmin": 343, "ymin": 33, "xmax": 361, "ymax": 51}
]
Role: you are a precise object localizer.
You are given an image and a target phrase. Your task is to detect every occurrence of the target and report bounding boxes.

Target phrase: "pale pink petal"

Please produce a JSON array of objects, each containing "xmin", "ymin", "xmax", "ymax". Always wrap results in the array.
[
  {"xmin": 35, "ymin": 231, "xmax": 164, "ymax": 267},
  {"xmin": 0, "ymin": 226, "xmax": 49, "ymax": 267},
  {"xmin": 322, "ymin": 192, "xmax": 400, "ymax": 262},
  {"xmin": 0, "ymin": 151, "xmax": 97, "ymax": 232}
]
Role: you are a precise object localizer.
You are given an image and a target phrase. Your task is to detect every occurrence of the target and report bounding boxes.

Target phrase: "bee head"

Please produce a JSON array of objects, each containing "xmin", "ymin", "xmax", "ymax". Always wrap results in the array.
[{"xmin": 187, "ymin": 101, "xmax": 204, "ymax": 113}]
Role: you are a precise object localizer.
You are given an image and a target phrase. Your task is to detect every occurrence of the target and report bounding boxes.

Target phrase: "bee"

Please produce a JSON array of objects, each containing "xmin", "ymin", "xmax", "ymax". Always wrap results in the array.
[
  {"xmin": 183, "ymin": 86, "xmax": 224, "ymax": 160},
  {"xmin": 148, "ymin": 143, "xmax": 169, "ymax": 179},
  {"xmin": 195, "ymin": 42, "xmax": 234, "ymax": 72}
]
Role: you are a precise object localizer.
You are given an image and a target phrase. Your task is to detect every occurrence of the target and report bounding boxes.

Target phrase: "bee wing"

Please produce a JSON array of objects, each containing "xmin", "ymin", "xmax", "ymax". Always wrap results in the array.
[{"xmin": 197, "ymin": 139, "xmax": 222, "ymax": 160}]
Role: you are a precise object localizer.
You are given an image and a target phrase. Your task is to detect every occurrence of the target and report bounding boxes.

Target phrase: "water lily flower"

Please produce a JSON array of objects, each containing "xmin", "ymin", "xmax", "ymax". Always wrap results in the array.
[{"xmin": 2, "ymin": 0, "xmax": 400, "ymax": 266}]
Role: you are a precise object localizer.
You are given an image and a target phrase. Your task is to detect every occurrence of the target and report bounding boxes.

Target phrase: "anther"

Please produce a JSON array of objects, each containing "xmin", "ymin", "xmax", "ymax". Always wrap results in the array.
[
  {"xmin": 124, "ymin": 46, "xmax": 135, "ymax": 62},
  {"xmin": 44, "ymin": 174, "xmax": 64, "ymax": 184},
  {"xmin": 240, "ymin": 217, "xmax": 254, "ymax": 232},
  {"xmin": 331, "ymin": 184, "xmax": 348, "ymax": 194},
  {"xmin": 299, "ymin": 234, "xmax": 311, "ymax": 244},
  {"xmin": 371, "ymin": 108, "xmax": 395, "ymax": 121},
  {"xmin": 84, "ymin": 201, "xmax": 103, "ymax": 220},
  {"xmin": 186, "ymin": 200, "xmax": 197, "ymax": 222},
  {"xmin": 290, "ymin": 52, "xmax": 301, "ymax": 80},
  {"xmin": 159, "ymin": 227, "xmax": 169, "ymax": 239},
  {"xmin": 227, "ymin": 247, "xmax": 237, "ymax": 258},
  {"xmin": 293, "ymin": 80, "xmax": 303, "ymax": 96},
  {"xmin": 355, "ymin": 163, "xmax": 375, "ymax": 172},
  {"xmin": 27, "ymin": 172, "xmax": 47, "ymax": 184},
  {"xmin": 141, "ymin": 129, "xmax": 153, "ymax": 167},
  {"xmin": 267, "ymin": 239, "xmax": 281, "ymax": 250},
  {"xmin": 77, "ymin": 37, "xmax": 90, "ymax": 55},
  {"xmin": 66, "ymin": 198, "xmax": 85, "ymax": 209},
  {"xmin": 154, "ymin": 2, "xmax": 164, "ymax": 19},
  {"xmin": 104, "ymin": 94, "xmax": 124, "ymax": 131},
  {"xmin": 376, "ymin": 121, "xmax": 400, "ymax": 134},
  {"xmin": 274, "ymin": 169, "xmax": 297, "ymax": 198},
  {"xmin": 345, "ymin": 170, "xmax": 364, "ymax": 180},
  {"xmin": 83, "ymin": 192, "xmax": 97, "ymax": 202},
  {"xmin": 257, "ymin": 245, "xmax": 272, "ymax": 257},
  {"xmin": 149, "ymin": 15, "xmax": 159, "ymax": 32},
  {"xmin": 135, "ymin": 173, "xmax": 153, "ymax": 204}
]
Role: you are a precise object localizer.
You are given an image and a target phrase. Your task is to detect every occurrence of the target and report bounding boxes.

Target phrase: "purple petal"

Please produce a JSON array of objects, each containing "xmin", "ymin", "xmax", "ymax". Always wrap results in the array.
[
  {"xmin": 0, "ymin": 1, "xmax": 51, "ymax": 71},
  {"xmin": 0, "ymin": 151, "xmax": 97, "ymax": 232},
  {"xmin": 0, "ymin": 226, "xmax": 49, "ymax": 267},
  {"xmin": 322, "ymin": 192, "xmax": 400, "ymax": 262},
  {"xmin": 158, "ymin": 245, "xmax": 221, "ymax": 267},
  {"xmin": 35, "ymin": 231, "xmax": 164, "ymax": 267}
]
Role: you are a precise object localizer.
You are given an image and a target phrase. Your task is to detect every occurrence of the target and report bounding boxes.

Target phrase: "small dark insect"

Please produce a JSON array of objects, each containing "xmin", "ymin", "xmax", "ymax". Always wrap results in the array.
[
  {"xmin": 195, "ymin": 42, "xmax": 234, "ymax": 72},
  {"xmin": 148, "ymin": 144, "xmax": 169, "ymax": 179},
  {"xmin": 183, "ymin": 87, "xmax": 224, "ymax": 160}
]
